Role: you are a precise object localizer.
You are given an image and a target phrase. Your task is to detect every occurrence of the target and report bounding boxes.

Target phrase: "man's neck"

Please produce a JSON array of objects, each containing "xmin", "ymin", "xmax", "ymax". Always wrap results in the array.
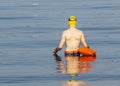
[{"xmin": 69, "ymin": 26, "xmax": 76, "ymax": 29}]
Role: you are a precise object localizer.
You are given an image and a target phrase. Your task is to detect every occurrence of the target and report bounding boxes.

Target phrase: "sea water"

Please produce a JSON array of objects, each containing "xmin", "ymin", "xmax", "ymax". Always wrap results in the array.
[{"xmin": 0, "ymin": 0, "xmax": 120, "ymax": 86}]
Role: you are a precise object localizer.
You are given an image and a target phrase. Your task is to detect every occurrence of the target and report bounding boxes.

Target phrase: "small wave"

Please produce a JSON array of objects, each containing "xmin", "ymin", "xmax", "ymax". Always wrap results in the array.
[
  {"xmin": 0, "ymin": 16, "xmax": 35, "ymax": 20},
  {"xmin": 32, "ymin": 3, "xmax": 39, "ymax": 6}
]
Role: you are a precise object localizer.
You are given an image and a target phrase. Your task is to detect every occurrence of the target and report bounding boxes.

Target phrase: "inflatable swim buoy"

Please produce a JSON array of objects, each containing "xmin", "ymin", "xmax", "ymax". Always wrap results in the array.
[{"xmin": 78, "ymin": 47, "xmax": 96, "ymax": 56}]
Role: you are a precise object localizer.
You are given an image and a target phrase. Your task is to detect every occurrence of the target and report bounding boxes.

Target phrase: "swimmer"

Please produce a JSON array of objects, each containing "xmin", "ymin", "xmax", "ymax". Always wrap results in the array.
[{"xmin": 53, "ymin": 16, "xmax": 89, "ymax": 55}]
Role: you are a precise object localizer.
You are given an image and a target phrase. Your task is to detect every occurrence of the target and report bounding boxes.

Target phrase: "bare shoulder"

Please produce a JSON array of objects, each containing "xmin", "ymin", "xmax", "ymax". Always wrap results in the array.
[
  {"xmin": 77, "ymin": 29, "xmax": 84, "ymax": 34},
  {"xmin": 63, "ymin": 29, "xmax": 67, "ymax": 33},
  {"xmin": 61, "ymin": 30, "xmax": 68, "ymax": 37},
  {"xmin": 62, "ymin": 29, "xmax": 69, "ymax": 34}
]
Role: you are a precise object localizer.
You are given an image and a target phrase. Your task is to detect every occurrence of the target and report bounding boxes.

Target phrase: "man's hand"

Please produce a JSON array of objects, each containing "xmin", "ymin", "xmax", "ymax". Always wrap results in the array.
[
  {"xmin": 53, "ymin": 48, "xmax": 57, "ymax": 55},
  {"xmin": 53, "ymin": 48, "xmax": 62, "ymax": 55}
]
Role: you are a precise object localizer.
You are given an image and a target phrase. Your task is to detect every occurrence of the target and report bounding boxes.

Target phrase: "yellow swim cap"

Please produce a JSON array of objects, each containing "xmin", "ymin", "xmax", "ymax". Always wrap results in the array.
[{"xmin": 68, "ymin": 16, "xmax": 77, "ymax": 26}]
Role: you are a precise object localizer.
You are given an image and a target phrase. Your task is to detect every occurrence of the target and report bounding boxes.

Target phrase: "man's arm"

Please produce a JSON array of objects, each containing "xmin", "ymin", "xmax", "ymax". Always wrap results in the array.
[
  {"xmin": 53, "ymin": 32, "xmax": 66, "ymax": 54},
  {"xmin": 81, "ymin": 31, "xmax": 89, "ymax": 48}
]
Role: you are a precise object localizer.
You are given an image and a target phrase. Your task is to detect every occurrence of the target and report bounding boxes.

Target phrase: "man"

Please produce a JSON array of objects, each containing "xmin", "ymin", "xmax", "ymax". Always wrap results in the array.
[{"xmin": 53, "ymin": 16, "xmax": 89, "ymax": 55}]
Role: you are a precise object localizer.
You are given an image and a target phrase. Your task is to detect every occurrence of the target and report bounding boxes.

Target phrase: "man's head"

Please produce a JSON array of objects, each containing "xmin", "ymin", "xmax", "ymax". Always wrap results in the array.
[{"xmin": 68, "ymin": 16, "xmax": 77, "ymax": 27}]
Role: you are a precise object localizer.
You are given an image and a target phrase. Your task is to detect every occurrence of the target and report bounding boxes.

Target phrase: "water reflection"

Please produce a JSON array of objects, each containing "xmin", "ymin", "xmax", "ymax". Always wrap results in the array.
[
  {"xmin": 53, "ymin": 54, "xmax": 96, "ymax": 75},
  {"xmin": 62, "ymin": 80, "xmax": 87, "ymax": 86},
  {"xmin": 65, "ymin": 55, "xmax": 80, "ymax": 76},
  {"xmin": 53, "ymin": 54, "xmax": 65, "ymax": 74},
  {"xmin": 53, "ymin": 54, "xmax": 96, "ymax": 86},
  {"xmin": 79, "ymin": 55, "xmax": 96, "ymax": 73}
]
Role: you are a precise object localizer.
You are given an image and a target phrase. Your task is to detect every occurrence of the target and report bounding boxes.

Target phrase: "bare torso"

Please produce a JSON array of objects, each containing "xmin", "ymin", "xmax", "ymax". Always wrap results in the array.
[
  {"xmin": 64, "ymin": 28, "xmax": 83, "ymax": 51},
  {"xmin": 53, "ymin": 27, "xmax": 88, "ymax": 54}
]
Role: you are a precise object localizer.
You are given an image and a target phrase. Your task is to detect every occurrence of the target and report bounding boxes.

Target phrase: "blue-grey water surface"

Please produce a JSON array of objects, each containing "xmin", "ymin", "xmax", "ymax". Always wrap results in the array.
[{"xmin": 0, "ymin": 0, "xmax": 120, "ymax": 86}]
